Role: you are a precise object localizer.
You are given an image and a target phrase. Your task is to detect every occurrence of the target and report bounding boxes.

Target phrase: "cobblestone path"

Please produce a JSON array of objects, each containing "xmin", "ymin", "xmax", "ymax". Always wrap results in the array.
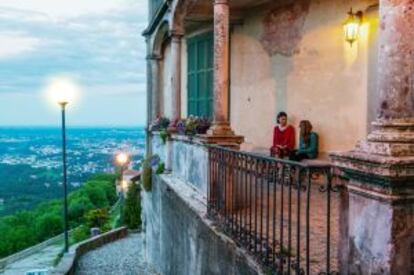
[{"xmin": 75, "ymin": 233, "xmax": 157, "ymax": 275}]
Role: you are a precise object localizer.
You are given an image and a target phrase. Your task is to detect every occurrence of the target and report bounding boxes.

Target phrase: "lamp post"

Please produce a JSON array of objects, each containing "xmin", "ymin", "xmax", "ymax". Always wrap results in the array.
[
  {"xmin": 60, "ymin": 101, "xmax": 69, "ymax": 253},
  {"xmin": 46, "ymin": 77, "xmax": 79, "ymax": 253}
]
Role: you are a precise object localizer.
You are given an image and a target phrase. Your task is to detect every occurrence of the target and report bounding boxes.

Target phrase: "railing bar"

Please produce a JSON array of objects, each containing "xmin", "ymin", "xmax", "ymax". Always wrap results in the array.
[
  {"xmin": 288, "ymin": 167, "xmax": 292, "ymax": 275},
  {"xmin": 272, "ymin": 162, "xmax": 277, "ymax": 267},
  {"xmin": 306, "ymin": 169, "xmax": 311, "ymax": 275},
  {"xmin": 296, "ymin": 169, "xmax": 301, "ymax": 274},
  {"xmin": 220, "ymin": 151, "xmax": 227, "ymax": 226},
  {"xmin": 266, "ymin": 161, "xmax": 271, "ymax": 265},
  {"xmin": 326, "ymin": 170, "xmax": 332, "ymax": 274},
  {"xmin": 260, "ymin": 160, "xmax": 264, "ymax": 257},
  {"xmin": 279, "ymin": 165, "xmax": 285, "ymax": 273},
  {"xmin": 249, "ymin": 156, "xmax": 253, "ymax": 249},
  {"xmin": 243, "ymin": 155, "xmax": 247, "ymax": 242},
  {"xmin": 231, "ymin": 153, "xmax": 235, "ymax": 234},
  {"xmin": 254, "ymin": 159, "xmax": 258, "ymax": 254}
]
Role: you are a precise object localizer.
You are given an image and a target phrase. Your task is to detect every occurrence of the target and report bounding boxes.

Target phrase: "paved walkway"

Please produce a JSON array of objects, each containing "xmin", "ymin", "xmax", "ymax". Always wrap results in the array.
[
  {"xmin": 2, "ymin": 243, "xmax": 62, "ymax": 275},
  {"xmin": 75, "ymin": 233, "xmax": 157, "ymax": 275}
]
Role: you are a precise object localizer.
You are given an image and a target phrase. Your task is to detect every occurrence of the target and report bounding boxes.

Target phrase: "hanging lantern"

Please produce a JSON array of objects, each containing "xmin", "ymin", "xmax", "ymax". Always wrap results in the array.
[{"xmin": 343, "ymin": 8, "xmax": 363, "ymax": 46}]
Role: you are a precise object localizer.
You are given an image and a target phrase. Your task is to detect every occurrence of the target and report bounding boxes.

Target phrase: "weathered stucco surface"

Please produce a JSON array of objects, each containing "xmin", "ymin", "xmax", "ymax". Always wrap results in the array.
[
  {"xmin": 171, "ymin": 139, "xmax": 208, "ymax": 195},
  {"xmin": 142, "ymin": 174, "xmax": 263, "ymax": 275},
  {"xmin": 152, "ymin": 134, "xmax": 167, "ymax": 163},
  {"xmin": 346, "ymin": 191, "xmax": 414, "ymax": 274},
  {"xmin": 230, "ymin": 0, "xmax": 378, "ymax": 153}
]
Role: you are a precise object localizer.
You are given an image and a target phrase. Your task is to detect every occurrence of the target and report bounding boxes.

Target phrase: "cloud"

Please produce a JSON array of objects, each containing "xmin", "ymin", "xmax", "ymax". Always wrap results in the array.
[
  {"xmin": 0, "ymin": 0, "xmax": 147, "ymax": 20},
  {"xmin": 0, "ymin": 0, "xmax": 149, "ymax": 125},
  {"xmin": 0, "ymin": 31, "xmax": 43, "ymax": 59}
]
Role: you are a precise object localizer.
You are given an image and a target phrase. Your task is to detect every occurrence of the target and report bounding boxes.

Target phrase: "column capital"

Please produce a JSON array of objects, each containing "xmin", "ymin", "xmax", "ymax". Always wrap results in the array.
[
  {"xmin": 169, "ymin": 29, "xmax": 184, "ymax": 41},
  {"xmin": 146, "ymin": 54, "xmax": 162, "ymax": 61}
]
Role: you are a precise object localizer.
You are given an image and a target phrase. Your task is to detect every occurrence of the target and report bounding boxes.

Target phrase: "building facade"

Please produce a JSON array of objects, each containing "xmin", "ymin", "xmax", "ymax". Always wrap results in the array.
[{"xmin": 143, "ymin": 0, "xmax": 414, "ymax": 274}]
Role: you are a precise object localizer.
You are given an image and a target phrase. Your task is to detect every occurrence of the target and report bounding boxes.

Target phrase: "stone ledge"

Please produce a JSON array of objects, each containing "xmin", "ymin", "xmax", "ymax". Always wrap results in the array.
[
  {"xmin": 50, "ymin": 227, "xmax": 128, "ymax": 275},
  {"xmin": 330, "ymin": 151, "xmax": 414, "ymax": 199}
]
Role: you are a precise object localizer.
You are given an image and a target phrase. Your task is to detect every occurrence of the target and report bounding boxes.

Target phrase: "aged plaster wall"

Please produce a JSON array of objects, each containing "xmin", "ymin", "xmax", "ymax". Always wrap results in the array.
[
  {"xmin": 171, "ymin": 139, "xmax": 208, "ymax": 196},
  {"xmin": 230, "ymin": 0, "xmax": 379, "ymax": 153},
  {"xmin": 142, "ymin": 174, "xmax": 263, "ymax": 275},
  {"xmin": 346, "ymin": 191, "xmax": 414, "ymax": 274},
  {"xmin": 152, "ymin": 134, "xmax": 167, "ymax": 163},
  {"xmin": 162, "ymin": 42, "xmax": 173, "ymax": 119}
]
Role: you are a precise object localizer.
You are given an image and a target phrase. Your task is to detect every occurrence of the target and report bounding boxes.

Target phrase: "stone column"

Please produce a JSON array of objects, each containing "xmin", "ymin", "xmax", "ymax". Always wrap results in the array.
[
  {"xmin": 168, "ymin": 31, "xmax": 183, "ymax": 130},
  {"xmin": 146, "ymin": 51, "xmax": 154, "ymax": 157},
  {"xmin": 208, "ymin": 0, "xmax": 233, "ymax": 136},
  {"xmin": 331, "ymin": 1, "xmax": 414, "ymax": 273},
  {"xmin": 150, "ymin": 56, "xmax": 161, "ymax": 121},
  {"xmin": 377, "ymin": 0, "xmax": 414, "ymax": 120}
]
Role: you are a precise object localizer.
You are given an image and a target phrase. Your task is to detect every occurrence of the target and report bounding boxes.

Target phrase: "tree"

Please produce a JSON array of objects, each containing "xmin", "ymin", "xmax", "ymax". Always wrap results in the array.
[
  {"xmin": 35, "ymin": 213, "xmax": 63, "ymax": 240},
  {"xmin": 122, "ymin": 183, "xmax": 142, "ymax": 230},
  {"xmin": 84, "ymin": 208, "xmax": 110, "ymax": 231}
]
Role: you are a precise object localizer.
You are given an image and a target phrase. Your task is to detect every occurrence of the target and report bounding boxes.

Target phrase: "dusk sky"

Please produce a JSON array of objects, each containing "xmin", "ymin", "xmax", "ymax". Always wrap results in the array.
[{"xmin": 0, "ymin": 0, "xmax": 148, "ymax": 126}]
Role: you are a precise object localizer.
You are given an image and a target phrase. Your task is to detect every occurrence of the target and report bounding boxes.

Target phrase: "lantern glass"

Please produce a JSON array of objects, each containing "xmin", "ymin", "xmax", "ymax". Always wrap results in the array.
[{"xmin": 344, "ymin": 9, "xmax": 362, "ymax": 46}]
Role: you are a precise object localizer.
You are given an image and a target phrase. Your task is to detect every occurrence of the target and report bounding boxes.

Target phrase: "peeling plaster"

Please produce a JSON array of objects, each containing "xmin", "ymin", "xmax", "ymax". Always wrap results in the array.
[{"xmin": 261, "ymin": 0, "xmax": 311, "ymax": 56}]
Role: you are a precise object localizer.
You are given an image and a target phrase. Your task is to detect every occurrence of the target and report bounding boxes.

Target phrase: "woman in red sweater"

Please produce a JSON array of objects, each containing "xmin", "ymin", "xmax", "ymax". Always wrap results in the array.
[{"xmin": 270, "ymin": 112, "xmax": 295, "ymax": 158}]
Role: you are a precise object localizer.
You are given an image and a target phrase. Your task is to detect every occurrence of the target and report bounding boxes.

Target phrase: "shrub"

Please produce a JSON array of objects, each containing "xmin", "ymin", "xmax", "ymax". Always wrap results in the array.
[
  {"xmin": 71, "ymin": 224, "xmax": 90, "ymax": 243},
  {"xmin": 122, "ymin": 183, "xmax": 141, "ymax": 230},
  {"xmin": 84, "ymin": 208, "xmax": 110, "ymax": 230},
  {"xmin": 142, "ymin": 159, "xmax": 152, "ymax": 192},
  {"xmin": 35, "ymin": 213, "xmax": 63, "ymax": 240},
  {"xmin": 83, "ymin": 182, "xmax": 109, "ymax": 208},
  {"xmin": 68, "ymin": 194, "xmax": 94, "ymax": 224}
]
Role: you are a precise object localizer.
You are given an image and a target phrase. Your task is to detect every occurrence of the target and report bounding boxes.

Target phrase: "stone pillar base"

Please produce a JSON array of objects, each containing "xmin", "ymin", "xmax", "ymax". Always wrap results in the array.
[
  {"xmin": 199, "ymin": 122, "xmax": 244, "ymax": 149},
  {"xmin": 206, "ymin": 122, "xmax": 235, "ymax": 136},
  {"xmin": 356, "ymin": 118, "xmax": 414, "ymax": 157},
  {"xmin": 331, "ymin": 118, "xmax": 414, "ymax": 274},
  {"xmin": 196, "ymin": 134, "xmax": 244, "ymax": 150}
]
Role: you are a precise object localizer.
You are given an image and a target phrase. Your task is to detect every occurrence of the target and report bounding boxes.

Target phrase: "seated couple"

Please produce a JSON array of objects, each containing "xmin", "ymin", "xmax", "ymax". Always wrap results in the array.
[{"xmin": 270, "ymin": 112, "xmax": 318, "ymax": 161}]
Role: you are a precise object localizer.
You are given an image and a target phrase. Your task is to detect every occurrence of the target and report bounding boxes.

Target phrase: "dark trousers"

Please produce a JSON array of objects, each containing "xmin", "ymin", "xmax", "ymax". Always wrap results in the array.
[{"xmin": 289, "ymin": 150, "xmax": 309, "ymax": 161}]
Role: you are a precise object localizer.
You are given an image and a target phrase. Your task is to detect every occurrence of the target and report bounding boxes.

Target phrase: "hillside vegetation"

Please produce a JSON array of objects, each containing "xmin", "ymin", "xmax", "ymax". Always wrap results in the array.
[{"xmin": 0, "ymin": 173, "xmax": 117, "ymax": 258}]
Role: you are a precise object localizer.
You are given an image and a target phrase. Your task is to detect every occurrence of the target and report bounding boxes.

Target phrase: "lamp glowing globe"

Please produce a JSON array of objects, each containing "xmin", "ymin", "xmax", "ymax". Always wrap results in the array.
[
  {"xmin": 46, "ymin": 76, "xmax": 80, "ymax": 107},
  {"xmin": 116, "ymin": 152, "xmax": 129, "ymax": 166}
]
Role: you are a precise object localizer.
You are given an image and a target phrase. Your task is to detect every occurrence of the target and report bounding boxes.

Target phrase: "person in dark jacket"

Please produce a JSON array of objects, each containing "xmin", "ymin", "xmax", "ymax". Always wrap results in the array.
[{"xmin": 290, "ymin": 120, "xmax": 318, "ymax": 161}]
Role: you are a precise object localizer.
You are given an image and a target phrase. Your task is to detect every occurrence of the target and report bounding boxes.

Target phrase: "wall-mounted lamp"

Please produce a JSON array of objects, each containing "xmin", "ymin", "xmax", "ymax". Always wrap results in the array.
[{"xmin": 343, "ymin": 8, "xmax": 363, "ymax": 46}]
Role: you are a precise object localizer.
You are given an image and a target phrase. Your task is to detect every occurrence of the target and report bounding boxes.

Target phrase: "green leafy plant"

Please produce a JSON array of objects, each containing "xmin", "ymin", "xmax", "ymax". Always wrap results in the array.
[
  {"xmin": 159, "ymin": 129, "xmax": 169, "ymax": 144},
  {"xmin": 156, "ymin": 162, "xmax": 165, "ymax": 174},
  {"xmin": 149, "ymin": 116, "xmax": 170, "ymax": 131},
  {"xmin": 84, "ymin": 208, "xmax": 110, "ymax": 231},
  {"xmin": 71, "ymin": 224, "xmax": 90, "ymax": 243},
  {"xmin": 122, "ymin": 183, "xmax": 142, "ymax": 230},
  {"xmin": 176, "ymin": 116, "xmax": 211, "ymax": 136}
]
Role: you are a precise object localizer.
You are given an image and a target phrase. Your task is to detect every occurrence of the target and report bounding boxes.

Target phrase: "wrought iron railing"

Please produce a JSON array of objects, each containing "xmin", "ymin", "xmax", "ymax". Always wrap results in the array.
[{"xmin": 207, "ymin": 145, "xmax": 342, "ymax": 274}]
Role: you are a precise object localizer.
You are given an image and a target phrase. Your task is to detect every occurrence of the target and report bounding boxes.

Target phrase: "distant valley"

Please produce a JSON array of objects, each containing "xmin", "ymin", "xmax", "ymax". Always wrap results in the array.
[{"xmin": 0, "ymin": 127, "xmax": 145, "ymax": 216}]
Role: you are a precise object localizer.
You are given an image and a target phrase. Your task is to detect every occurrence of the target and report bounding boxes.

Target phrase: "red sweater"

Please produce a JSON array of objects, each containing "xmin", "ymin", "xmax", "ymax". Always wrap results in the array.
[{"xmin": 272, "ymin": 125, "xmax": 295, "ymax": 150}]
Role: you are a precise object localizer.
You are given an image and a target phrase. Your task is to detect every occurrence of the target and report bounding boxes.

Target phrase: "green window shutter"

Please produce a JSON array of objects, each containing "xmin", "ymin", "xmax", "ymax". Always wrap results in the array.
[{"xmin": 187, "ymin": 32, "xmax": 213, "ymax": 119}]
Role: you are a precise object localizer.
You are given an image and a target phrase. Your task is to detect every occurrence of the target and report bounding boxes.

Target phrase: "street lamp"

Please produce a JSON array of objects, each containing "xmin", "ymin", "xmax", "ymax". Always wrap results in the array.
[
  {"xmin": 115, "ymin": 152, "xmax": 130, "ymax": 194},
  {"xmin": 46, "ymin": 77, "xmax": 79, "ymax": 253}
]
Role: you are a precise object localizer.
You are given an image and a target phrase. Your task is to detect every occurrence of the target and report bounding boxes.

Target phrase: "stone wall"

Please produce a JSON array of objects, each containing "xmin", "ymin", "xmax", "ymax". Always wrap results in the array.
[
  {"xmin": 171, "ymin": 137, "xmax": 208, "ymax": 196},
  {"xmin": 229, "ymin": 0, "xmax": 379, "ymax": 153},
  {"xmin": 151, "ymin": 133, "xmax": 167, "ymax": 163},
  {"xmin": 142, "ymin": 174, "xmax": 263, "ymax": 275}
]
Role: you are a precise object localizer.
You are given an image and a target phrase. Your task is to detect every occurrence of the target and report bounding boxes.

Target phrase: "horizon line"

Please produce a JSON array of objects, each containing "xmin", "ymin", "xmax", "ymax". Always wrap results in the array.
[{"xmin": 0, "ymin": 124, "xmax": 145, "ymax": 128}]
